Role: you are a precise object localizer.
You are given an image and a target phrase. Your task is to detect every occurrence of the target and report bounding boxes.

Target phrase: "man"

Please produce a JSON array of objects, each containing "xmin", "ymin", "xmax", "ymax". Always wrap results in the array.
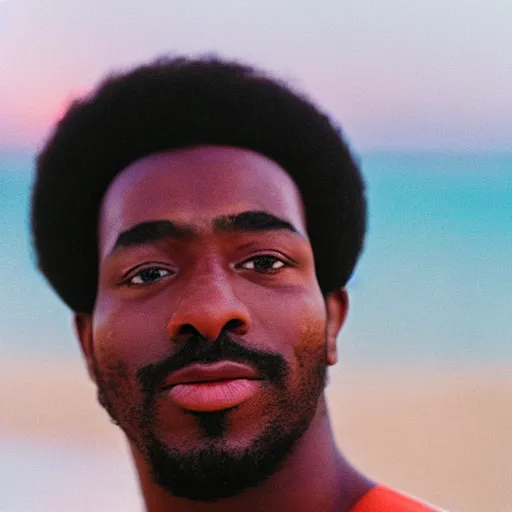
[{"xmin": 31, "ymin": 56, "xmax": 442, "ymax": 511}]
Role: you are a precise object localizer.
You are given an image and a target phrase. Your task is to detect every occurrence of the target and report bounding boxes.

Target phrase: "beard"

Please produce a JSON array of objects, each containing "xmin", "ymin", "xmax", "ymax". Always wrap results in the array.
[
  {"xmin": 146, "ymin": 411, "xmax": 308, "ymax": 501},
  {"xmin": 94, "ymin": 332, "xmax": 327, "ymax": 502}
]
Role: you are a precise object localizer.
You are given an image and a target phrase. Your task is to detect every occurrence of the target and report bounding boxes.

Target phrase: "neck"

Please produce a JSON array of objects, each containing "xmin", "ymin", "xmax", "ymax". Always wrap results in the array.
[{"xmin": 131, "ymin": 395, "xmax": 373, "ymax": 512}]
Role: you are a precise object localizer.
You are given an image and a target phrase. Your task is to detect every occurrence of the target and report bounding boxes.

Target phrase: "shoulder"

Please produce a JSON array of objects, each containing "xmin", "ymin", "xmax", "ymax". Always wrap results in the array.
[{"xmin": 349, "ymin": 485, "xmax": 447, "ymax": 512}]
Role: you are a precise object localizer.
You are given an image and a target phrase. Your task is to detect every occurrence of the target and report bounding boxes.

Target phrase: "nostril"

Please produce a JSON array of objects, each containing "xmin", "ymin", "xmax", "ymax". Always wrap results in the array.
[
  {"xmin": 168, "ymin": 307, "xmax": 251, "ymax": 342},
  {"xmin": 225, "ymin": 319, "xmax": 245, "ymax": 332},
  {"xmin": 177, "ymin": 324, "xmax": 199, "ymax": 336}
]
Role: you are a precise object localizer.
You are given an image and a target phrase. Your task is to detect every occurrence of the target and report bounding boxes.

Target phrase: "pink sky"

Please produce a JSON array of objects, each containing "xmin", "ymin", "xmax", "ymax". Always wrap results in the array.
[{"xmin": 1, "ymin": 1, "xmax": 511, "ymax": 152}]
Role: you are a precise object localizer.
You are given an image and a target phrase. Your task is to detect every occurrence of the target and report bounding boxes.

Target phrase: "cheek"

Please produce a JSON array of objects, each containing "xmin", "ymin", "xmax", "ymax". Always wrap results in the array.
[
  {"xmin": 90, "ymin": 315, "xmax": 134, "ymax": 394},
  {"xmin": 91, "ymin": 310, "xmax": 150, "ymax": 435},
  {"xmin": 295, "ymin": 290, "xmax": 328, "ymax": 347},
  {"xmin": 92, "ymin": 297, "xmax": 170, "ymax": 369},
  {"xmin": 294, "ymin": 315, "xmax": 328, "ymax": 369},
  {"xmin": 297, "ymin": 315, "xmax": 327, "ymax": 351},
  {"xmin": 289, "ymin": 299, "xmax": 328, "ymax": 382},
  {"xmin": 248, "ymin": 286, "xmax": 327, "ymax": 355}
]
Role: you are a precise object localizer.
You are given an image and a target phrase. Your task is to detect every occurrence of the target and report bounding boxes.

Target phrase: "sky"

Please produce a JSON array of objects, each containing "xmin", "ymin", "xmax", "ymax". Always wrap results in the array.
[{"xmin": 1, "ymin": 0, "xmax": 512, "ymax": 152}]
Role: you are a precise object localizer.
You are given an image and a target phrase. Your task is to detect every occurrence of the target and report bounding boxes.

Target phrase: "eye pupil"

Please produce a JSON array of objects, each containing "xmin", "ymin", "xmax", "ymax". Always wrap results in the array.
[
  {"xmin": 253, "ymin": 256, "xmax": 278, "ymax": 271},
  {"xmin": 140, "ymin": 267, "xmax": 163, "ymax": 282}
]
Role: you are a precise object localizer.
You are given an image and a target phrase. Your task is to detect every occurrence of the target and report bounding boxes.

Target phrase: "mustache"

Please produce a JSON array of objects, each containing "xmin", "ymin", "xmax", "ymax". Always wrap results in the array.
[{"xmin": 136, "ymin": 332, "xmax": 288, "ymax": 400}]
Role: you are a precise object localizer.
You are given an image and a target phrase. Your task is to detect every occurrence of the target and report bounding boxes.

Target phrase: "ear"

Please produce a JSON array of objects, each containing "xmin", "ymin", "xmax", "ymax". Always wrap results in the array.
[
  {"xmin": 74, "ymin": 313, "xmax": 97, "ymax": 384},
  {"xmin": 325, "ymin": 289, "xmax": 349, "ymax": 366}
]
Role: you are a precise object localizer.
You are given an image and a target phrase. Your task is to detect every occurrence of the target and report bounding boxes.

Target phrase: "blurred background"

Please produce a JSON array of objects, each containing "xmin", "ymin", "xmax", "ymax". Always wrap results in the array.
[{"xmin": 1, "ymin": 1, "xmax": 511, "ymax": 511}]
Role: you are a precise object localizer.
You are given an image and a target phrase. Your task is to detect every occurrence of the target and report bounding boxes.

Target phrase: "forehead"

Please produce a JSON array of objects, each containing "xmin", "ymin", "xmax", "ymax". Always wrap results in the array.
[{"xmin": 98, "ymin": 146, "xmax": 308, "ymax": 253}]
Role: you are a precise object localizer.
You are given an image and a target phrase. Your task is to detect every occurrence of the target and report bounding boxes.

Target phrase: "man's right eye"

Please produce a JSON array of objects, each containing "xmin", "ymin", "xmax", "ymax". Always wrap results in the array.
[{"xmin": 127, "ymin": 267, "xmax": 172, "ymax": 285}]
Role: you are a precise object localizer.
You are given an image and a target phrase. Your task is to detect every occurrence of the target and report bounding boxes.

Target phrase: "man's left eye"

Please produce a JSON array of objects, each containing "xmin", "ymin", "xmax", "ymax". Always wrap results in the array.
[{"xmin": 239, "ymin": 255, "xmax": 287, "ymax": 273}]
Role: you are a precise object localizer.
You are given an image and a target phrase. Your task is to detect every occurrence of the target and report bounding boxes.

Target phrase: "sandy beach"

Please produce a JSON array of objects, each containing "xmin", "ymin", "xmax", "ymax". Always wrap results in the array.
[{"xmin": 1, "ymin": 355, "xmax": 511, "ymax": 512}]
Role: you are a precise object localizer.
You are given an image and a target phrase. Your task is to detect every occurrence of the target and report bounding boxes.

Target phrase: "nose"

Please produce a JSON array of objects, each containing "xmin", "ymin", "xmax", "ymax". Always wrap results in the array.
[{"xmin": 167, "ymin": 262, "xmax": 252, "ymax": 342}]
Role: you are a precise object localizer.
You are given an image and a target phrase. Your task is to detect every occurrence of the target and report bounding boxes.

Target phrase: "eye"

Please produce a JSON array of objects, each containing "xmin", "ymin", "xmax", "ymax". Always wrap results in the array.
[
  {"xmin": 127, "ymin": 266, "xmax": 173, "ymax": 285},
  {"xmin": 238, "ymin": 255, "xmax": 288, "ymax": 274}
]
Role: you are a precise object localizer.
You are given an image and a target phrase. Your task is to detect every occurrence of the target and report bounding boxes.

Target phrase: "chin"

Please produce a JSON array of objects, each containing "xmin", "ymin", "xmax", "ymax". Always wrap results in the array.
[{"xmin": 145, "ymin": 414, "xmax": 309, "ymax": 502}]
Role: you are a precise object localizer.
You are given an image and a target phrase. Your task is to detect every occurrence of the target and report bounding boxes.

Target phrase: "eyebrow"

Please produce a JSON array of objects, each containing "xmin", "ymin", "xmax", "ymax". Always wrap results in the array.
[
  {"xmin": 112, "ymin": 220, "xmax": 194, "ymax": 252},
  {"xmin": 110, "ymin": 211, "xmax": 300, "ymax": 254},
  {"xmin": 214, "ymin": 211, "xmax": 299, "ymax": 234}
]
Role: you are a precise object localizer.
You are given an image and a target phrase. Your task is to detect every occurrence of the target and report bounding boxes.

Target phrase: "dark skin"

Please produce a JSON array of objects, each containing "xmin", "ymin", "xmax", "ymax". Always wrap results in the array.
[{"xmin": 75, "ymin": 146, "xmax": 374, "ymax": 511}]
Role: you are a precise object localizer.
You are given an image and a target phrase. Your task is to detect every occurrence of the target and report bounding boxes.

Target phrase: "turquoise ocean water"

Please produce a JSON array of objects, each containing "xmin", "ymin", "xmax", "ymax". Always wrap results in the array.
[{"xmin": 1, "ymin": 151, "xmax": 511, "ymax": 363}]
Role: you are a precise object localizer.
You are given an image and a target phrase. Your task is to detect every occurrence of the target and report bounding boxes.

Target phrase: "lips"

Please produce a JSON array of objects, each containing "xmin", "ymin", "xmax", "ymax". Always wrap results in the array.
[{"xmin": 160, "ymin": 361, "xmax": 262, "ymax": 412}]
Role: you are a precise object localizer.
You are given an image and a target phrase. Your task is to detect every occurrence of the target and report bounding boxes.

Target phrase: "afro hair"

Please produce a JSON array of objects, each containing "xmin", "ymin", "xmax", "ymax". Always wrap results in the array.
[{"xmin": 31, "ymin": 55, "xmax": 366, "ymax": 313}]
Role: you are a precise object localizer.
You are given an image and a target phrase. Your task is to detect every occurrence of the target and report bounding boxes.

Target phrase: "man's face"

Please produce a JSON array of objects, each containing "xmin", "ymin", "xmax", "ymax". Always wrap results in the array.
[{"xmin": 77, "ymin": 146, "xmax": 345, "ymax": 501}]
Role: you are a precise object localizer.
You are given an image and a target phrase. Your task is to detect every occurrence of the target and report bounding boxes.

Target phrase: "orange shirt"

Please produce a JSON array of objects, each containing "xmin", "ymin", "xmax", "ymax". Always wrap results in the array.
[{"xmin": 350, "ymin": 485, "xmax": 445, "ymax": 512}]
